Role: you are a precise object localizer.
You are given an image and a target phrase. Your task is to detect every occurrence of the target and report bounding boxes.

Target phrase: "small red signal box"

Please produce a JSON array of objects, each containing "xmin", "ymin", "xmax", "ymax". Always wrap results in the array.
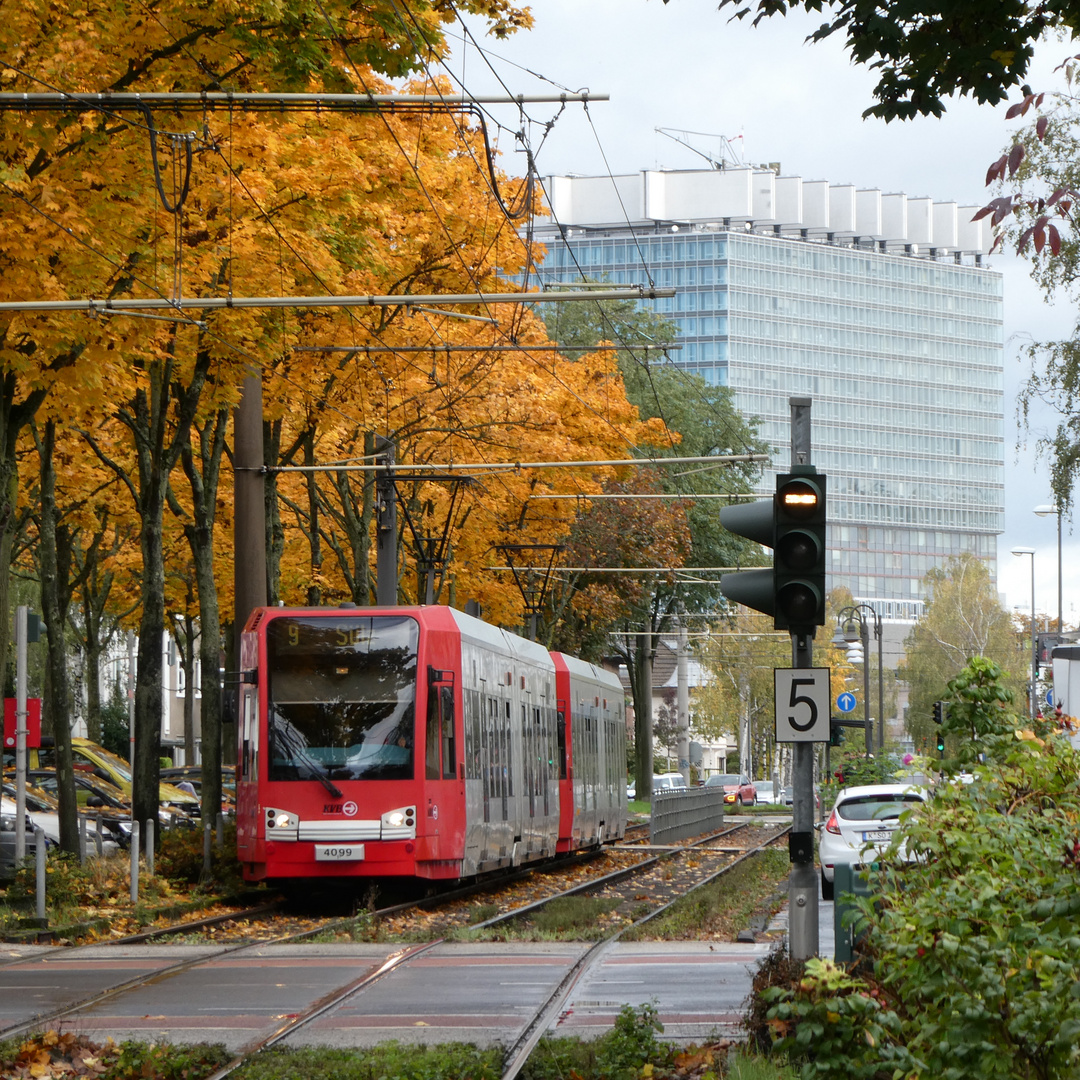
[{"xmin": 3, "ymin": 698, "xmax": 42, "ymax": 749}]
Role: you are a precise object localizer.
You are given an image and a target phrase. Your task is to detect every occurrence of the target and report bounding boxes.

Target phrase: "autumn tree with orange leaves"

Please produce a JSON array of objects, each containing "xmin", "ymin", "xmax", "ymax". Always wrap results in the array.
[
  {"xmin": 0, "ymin": 0, "xmax": 699, "ymax": 846},
  {"xmin": 1, "ymin": 0, "xmax": 542, "ymax": 842}
]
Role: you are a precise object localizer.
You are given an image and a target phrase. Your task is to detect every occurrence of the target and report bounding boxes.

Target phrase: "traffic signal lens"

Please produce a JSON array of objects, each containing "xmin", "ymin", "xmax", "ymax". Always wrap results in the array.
[
  {"xmin": 778, "ymin": 480, "xmax": 819, "ymax": 518},
  {"xmin": 776, "ymin": 529, "xmax": 822, "ymax": 571},
  {"xmin": 777, "ymin": 580, "xmax": 819, "ymax": 623}
]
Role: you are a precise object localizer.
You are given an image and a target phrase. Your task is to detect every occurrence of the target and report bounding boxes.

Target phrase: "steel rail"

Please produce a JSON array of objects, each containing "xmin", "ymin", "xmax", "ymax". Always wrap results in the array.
[
  {"xmin": 498, "ymin": 824, "xmax": 791, "ymax": 1080},
  {"xmin": 475, "ymin": 822, "xmax": 752, "ymax": 931},
  {"xmin": 201, "ymin": 939, "xmax": 447, "ymax": 1080},
  {"xmin": 0, "ymin": 846, "xmax": 617, "ymax": 1034}
]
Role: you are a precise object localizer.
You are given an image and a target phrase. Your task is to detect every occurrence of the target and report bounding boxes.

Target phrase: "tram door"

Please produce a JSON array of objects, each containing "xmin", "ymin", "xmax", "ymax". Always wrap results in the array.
[
  {"xmin": 424, "ymin": 668, "xmax": 462, "ymax": 859},
  {"xmin": 236, "ymin": 682, "xmax": 259, "ymax": 862}
]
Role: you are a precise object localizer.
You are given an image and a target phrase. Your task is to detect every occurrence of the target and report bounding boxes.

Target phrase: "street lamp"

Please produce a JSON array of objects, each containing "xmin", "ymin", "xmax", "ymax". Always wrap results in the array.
[
  {"xmin": 1011, "ymin": 546, "xmax": 1037, "ymax": 720},
  {"xmin": 1034, "ymin": 504, "xmax": 1062, "ymax": 633},
  {"xmin": 832, "ymin": 603, "xmax": 884, "ymax": 754}
]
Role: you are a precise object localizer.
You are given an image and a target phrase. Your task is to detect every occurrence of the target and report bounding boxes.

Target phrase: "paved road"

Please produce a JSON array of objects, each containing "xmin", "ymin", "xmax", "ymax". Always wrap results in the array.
[{"xmin": 0, "ymin": 897, "xmax": 837, "ymax": 1051}]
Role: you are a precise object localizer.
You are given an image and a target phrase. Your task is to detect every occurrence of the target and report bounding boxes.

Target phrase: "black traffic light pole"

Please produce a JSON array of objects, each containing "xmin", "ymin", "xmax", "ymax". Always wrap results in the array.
[
  {"xmin": 787, "ymin": 397, "xmax": 819, "ymax": 961},
  {"xmin": 718, "ymin": 396, "xmax": 822, "ymax": 960}
]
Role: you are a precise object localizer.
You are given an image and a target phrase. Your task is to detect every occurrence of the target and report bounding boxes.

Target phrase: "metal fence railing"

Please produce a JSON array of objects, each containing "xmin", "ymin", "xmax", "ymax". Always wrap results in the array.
[{"xmin": 650, "ymin": 788, "xmax": 725, "ymax": 844}]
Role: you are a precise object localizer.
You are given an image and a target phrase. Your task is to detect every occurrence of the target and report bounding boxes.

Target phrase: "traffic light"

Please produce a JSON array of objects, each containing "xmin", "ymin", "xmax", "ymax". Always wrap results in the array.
[
  {"xmin": 719, "ymin": 466, "xmax": 827, "ymax": 635},
  {"xmin": 933, "ymin": 701, "xmax": 946, "ymax": 754},
  {"xmin": 829, "ymin": 718, "xmax": 844, "ymax": 747},
  {"xmin": 773, "ymin": 469, "xmax": 826, "ymax": 633}
]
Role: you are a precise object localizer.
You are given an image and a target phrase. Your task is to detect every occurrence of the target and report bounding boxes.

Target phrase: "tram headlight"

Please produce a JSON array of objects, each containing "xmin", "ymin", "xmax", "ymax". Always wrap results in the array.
[
  {"xmin": 381, "ymin": 806, "xmax": 416, "ymax": 838},
  {"xmin": 264, "ymin": 808, "xmax": 299, "ymax": 837}
]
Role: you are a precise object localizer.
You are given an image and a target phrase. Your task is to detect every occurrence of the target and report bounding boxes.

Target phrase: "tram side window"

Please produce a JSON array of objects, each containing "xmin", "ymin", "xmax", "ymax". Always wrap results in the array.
[
  {"xmin": 425, "ymin": 688, "xmax": 440, "ymax": 780},
  {"xmin": 241, "ymin": 687, "xmax": 257, "ymax": 781},
  {"xmin": 533, "ymin": 707, "xmax": 544, "ymax": 795},
  {"xmin": 441, "ymin": 686, "xmax": 456, "ymax": 779},
  {"xmin": 466, "ymin": 690, "xmax": 481, "ymax": 780},
  {"xmin": 504, "ymin": 700, "xmax": 514, "ymax": 797},
  {"xmin": 556, "ymin": 710, "xmax": 567, "ymax": 780},
  {"xmin": 424, "ymin": 680, "xmax": 457, "ymax": 780}
]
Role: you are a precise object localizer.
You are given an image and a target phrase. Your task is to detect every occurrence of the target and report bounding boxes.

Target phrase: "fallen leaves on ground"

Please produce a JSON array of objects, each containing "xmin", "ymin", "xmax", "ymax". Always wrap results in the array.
[{"xmin": 4, "ymin": 1031, "xmax": 116, "ymax": 1077}]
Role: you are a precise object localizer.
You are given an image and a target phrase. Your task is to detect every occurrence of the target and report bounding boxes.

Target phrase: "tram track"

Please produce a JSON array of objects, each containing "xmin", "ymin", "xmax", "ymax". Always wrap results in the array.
[
  {"xmin": 0, "ymin": 821, "xmax": 787, "ymax": 1059},
  {"xmin": 164, "ymin": 824, "xmax": 790, "ymax": 1080},
  {"xmin": 0, "ymin": 842, "xmax": 622, "ymax": 1040},
  {"xmin": 497, "ymin": 823, "xmax": 791, "ymax": 1080},
  {"xmin": 207, "ymin": 822, "xmax": 788, "ymax": 1080}
]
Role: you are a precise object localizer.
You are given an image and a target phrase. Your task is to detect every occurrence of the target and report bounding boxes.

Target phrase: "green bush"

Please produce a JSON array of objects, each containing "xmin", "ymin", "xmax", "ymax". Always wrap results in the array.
[
  {"xmin": 761, "ymin": 958, "xmax": 913, "ymax": 1080},
  {"xmin": 760, "ymin": 657, "xmax": 1080, "ymax": 1080},
  {"xmin": 230, "ymin": 1042, "xmax": 502, "ymax": 1079},
  {"xmin": 156, "ymin": 817, "xmax": 244, "ymax": 892},
  {"xmin": 523, "ymin": 1002, "xmax": 674, "ymax": 1080}
]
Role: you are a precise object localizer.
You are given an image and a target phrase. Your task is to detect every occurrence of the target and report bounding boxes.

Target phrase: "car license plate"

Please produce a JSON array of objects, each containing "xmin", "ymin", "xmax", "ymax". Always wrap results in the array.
[
  {"xmin": 315, "ymin": 844, "xmax": 364, "ymax": 861},
  {"xmin": 863, "ymin": 830, "xmax": 893, "ymax": 842}
]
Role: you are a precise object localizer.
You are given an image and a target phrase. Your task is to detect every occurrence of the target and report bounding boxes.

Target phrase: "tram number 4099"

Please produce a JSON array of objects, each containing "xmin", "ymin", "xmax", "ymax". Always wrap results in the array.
[{"xmin": 314, "ymin": 844, "xmax": 365, "ymax": 861}]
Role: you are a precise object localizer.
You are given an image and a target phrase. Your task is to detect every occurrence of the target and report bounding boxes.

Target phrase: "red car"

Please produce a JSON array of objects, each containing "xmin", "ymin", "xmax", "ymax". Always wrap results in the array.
[{"xmin": 704, "ymin": 772, "xmax": 757, "ymax": 806}]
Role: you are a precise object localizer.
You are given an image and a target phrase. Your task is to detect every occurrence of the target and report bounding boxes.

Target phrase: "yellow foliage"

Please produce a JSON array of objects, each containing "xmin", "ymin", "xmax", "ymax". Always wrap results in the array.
[{"xmin": 2, "ymin": 1, "xmax": 671, "ymax": 639}]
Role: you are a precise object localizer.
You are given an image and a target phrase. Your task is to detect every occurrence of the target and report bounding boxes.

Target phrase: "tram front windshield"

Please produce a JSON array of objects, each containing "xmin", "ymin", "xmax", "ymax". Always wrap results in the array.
[{"xmin": 266, "ymin": 615, "xmax": 419, "ymax": 783}]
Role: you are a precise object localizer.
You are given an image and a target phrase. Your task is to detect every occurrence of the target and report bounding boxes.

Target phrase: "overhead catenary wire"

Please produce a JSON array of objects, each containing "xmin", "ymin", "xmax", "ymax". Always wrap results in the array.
[
  {"xmin": 0, "ymin": 287, "xmax": 675, "ymax": 313},
  {"xmin": 262, "ymin": 452, "xmax": 766, "ymax": 474},
  {"xmin": 1, "ymin": 37, "xmax": 751, "ymax": 595}
]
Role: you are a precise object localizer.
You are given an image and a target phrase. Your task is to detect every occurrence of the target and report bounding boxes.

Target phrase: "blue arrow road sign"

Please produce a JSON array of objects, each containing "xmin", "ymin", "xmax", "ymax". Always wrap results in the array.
[
  {"xmin": 837, "ymin": 691, "xmax": 857, "ymax": 714},
  {"xmin": 1046, "ymin": 688, "xmax": 1055, "ymax": 707}
]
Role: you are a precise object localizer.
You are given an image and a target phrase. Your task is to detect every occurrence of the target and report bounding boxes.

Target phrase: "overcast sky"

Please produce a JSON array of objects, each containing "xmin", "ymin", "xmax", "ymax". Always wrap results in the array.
[{"xmin": 441, "ymin": 0, "xmax": 1079, "ymax": 626}]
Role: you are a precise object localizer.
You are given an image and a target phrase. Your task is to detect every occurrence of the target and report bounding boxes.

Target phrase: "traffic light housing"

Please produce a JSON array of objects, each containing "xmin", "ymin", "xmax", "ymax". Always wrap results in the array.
[
  {"xmin": 933, "ymin": 701, "xmax": 946, "ymax": 754},
  {"xmin": 773, "ymin": 470, "xmax": 826, "ymax": 633},
  {"xmin": 719, "ymin": 466, "xmax": 826, "ymax": 635}
]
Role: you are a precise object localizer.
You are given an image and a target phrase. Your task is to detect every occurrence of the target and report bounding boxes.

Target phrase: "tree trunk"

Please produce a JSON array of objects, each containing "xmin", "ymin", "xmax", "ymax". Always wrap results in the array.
[
  {"xmin": 177, "ymin": 406, "xmax": 228, "ymax": 861},
  {"xmin": 133, "ymin": 477, "xmax": 167, "ymax": 836},
  {"xmin": 36, "ymin": 420, "xmax": 79, "ymax": 851},
  {"xmin": 0, "ymin": 371, "xmax": 49, "ymax": 693},
  {"xmin": 264, "ymin": 417, "xmax": 283, "ymax": 604},
  {"xmin": 112, "ymin": 347, "xmax": 210, "ymax": 843},
  {"xmin": 628, "ymin": 630, "xmax": 655, "ymax": 800},
  {"xmin": 303, "ymin": 428, "xmax": 321, "ymax": 605},
  {"xmin": 84, "ymin": 627, "xmax": 103, "ymax": 744}
]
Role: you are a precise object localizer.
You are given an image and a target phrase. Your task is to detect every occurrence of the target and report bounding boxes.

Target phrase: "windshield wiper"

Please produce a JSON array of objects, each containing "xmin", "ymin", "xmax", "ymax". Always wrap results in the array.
[{"xmin": 308, "ymin": 767, "xmax": 344, "ymax": 800}]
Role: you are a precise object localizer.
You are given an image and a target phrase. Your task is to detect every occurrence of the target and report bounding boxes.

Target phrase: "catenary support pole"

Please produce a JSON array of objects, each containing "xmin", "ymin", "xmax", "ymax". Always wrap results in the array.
[
  {"xmin": 677, "ymin": 613, "xmax": 691, "ymax": 787},
  {"xmin": 375, "ymin": 436, "xmax": 397, "ymax": 606},
  {"xmin": 234, "ymin": 372, "xmax": 268, "ymax": 657},
  {"xmin": 14, "ymin": 605, "xmax": 27, "ymax": 861}
]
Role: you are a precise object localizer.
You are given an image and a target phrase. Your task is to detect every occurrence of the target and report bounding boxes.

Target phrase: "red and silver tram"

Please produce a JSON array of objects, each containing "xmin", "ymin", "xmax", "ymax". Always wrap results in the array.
[{"xmin": 235, "ymin": 605, "xmax": 627, "ymax": 883}]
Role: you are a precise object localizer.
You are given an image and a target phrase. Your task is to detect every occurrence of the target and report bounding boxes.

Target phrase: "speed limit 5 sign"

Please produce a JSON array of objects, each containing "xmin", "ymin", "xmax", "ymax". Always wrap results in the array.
[{"xmin": 774, "ymin": 668, "xmax": 830, "ymax": 742}]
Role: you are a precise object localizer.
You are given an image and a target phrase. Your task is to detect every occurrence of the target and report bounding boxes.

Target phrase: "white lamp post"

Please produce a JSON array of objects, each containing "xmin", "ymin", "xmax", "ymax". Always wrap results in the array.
[
  {"xmin": 1011, "ymin": 546, "xmax": 1037, "ymax": 720},
  {"xmin": 1034, "ymin": 504, "xmax": 1062, "ymax": 633}
]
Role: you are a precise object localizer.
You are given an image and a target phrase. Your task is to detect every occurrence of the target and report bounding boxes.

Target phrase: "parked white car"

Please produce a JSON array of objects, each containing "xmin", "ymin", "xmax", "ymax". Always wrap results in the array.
[
  {"xmin": 1, "ymin": 791, "xmax": 118, "ymax": 857},
  {"xmin": 817, "ymin": 782, "xmax": 929, "ymax": 900},
  {"xmin": 652, "ymin": 772, "xmax": 688, "ymax": 793},
  {"xmin": 755, "ymin": 780, "xmax": 781, "ymax": 804}
]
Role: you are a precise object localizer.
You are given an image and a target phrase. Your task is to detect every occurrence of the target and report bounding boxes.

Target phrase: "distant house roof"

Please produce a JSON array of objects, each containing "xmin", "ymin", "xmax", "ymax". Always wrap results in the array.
[{"xmin": 614, "ymin": 639, "xmax": 708, "ymax": 695}]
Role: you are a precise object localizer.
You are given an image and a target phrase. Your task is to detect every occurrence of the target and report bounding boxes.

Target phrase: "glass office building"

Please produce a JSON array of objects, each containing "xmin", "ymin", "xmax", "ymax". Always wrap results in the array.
[{"xmin": 532, "ymin": 169, "xmax": 1004, "ymax": 616}]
